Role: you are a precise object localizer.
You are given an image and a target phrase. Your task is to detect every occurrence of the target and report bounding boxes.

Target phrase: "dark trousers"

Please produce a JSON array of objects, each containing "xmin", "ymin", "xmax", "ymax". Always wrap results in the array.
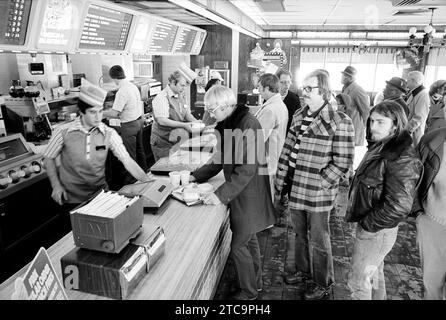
[
  {"xmin": 290, "ymin": 209, "xmax": 334, "ymax": 287},
  {"xmin": 59, "ymin": 203, "xmax": 80, "ymax": 233},
  {"xmin": 119, "ymin": 118, "xmax": 147, "ymax": 184},
  {"xmin": 231, "ymin": 232, "xmax": 262, "ymax": 297}
]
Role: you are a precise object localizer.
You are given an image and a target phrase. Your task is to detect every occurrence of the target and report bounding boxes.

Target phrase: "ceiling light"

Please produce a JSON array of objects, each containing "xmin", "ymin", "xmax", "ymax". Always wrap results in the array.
[{"xmin": 168, "ymin": 0, "xmax": 262, "ymax": 38}]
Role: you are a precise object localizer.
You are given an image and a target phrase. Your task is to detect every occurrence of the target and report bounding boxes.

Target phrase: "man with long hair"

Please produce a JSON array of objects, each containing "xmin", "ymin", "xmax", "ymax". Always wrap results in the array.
[{"xmin": 346, "ymin": 101, "xmax": 423, "ymax": 299}]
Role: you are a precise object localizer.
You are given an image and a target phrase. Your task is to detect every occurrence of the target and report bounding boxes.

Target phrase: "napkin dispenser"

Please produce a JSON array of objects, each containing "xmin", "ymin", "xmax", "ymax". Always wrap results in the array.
[
  {"xmin": 131, "ymin": 226, "xmax": 165, "ymax": 271},
  {"xmin": 70, "ymin": 191, "xmax": 144, "ymax": 254},
  {"xmin": 119, "ymin": 180, "xmax": 174, "ymax": 210}
]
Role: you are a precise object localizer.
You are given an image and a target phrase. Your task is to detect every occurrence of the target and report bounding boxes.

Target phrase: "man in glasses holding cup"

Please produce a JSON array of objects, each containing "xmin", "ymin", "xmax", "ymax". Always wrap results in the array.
[{"xmin": 275, "ymin": 70, "xmax": 355, "ymax": 299}]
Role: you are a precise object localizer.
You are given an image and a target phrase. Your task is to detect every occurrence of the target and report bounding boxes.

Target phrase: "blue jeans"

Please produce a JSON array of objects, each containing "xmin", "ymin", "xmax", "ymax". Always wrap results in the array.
[
  {"xmin": 290, "ymin": 209, "xmax": 334, "ymax": 287},
  {"xmin": 348, "ymin": 225, "xmax": 398, "ymax": 300}
]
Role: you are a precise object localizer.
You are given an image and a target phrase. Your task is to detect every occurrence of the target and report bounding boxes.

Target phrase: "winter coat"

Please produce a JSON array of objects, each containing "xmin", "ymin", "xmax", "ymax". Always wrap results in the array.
[{"xmin": 345, "ymin": 130, "xmax": 423, "ymax": 232}]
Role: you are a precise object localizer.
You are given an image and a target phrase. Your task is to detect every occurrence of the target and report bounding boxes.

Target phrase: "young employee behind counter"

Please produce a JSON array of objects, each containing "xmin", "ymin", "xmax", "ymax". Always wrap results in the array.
[{"xmin": 43, "ymin": 79, "xmax": 152, "ymax": 228}]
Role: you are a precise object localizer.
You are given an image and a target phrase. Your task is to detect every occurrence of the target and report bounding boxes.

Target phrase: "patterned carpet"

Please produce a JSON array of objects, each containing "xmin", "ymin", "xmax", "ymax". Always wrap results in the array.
[{"xmin": 214, "ymin": 186, "xmax": 424, "ymax": 300}]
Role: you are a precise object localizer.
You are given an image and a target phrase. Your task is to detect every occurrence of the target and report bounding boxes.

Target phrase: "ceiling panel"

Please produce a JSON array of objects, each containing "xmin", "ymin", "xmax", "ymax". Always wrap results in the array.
[
  {"xmin": 230, "ymin": 0, "xmax": 446, "ymax": 30},
  {"xmin": 108, "ymin": 0, "xmax": 216, "ymax": 25}
]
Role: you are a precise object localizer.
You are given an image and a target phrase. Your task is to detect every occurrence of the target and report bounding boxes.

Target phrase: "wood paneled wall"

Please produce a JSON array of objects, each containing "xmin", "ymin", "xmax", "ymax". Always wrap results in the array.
[
  {"xmin": 238, "ymin": 33, "xmax": 256, "ymax": 93},
  {"xmin": 190, "ymin": 25, "xmax": 233, "ymax": 108}
]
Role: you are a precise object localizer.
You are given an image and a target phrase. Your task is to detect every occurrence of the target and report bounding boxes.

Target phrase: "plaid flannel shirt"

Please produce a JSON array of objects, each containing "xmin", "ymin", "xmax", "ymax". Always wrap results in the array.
[{"xmin": 275, "ymin": 103, "xmax": 355, "ymax": 213}]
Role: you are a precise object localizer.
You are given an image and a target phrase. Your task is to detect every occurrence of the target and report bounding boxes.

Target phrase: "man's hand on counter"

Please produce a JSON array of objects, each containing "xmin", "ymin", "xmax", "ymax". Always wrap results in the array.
[
  {"xmin": 51, "ymin": 184, "xmax": 67, "ymax": 205},
  {"xmin": 202, "ymin": 192, "xmax": 221, "ymax": 205}
]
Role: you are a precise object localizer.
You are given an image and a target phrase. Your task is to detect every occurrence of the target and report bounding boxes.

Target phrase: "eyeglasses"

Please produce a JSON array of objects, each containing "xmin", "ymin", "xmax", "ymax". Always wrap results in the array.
[
  {"xmin": 207, "ymin": 105, "xmax": 225, "ymax": 115},
  {"xmin": 302, "ymin": 86, "xmax": 319, "ymax": 93}
]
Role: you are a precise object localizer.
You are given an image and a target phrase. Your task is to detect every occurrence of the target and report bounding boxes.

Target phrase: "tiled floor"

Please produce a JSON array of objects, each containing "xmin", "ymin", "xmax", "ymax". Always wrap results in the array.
[{"xmin": 214, "ymin": 185, "xmax": 424, "ymax": 300}]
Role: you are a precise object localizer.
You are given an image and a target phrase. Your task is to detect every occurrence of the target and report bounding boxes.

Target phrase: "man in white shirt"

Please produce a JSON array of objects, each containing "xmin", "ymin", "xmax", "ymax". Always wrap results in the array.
[
  {"xmin": 150, "ymin": 66, "xmax": 200, "ymax": 161},
  {"xmin": 104, "ymin": 65, "xmax": 147, "ymax": 184}
]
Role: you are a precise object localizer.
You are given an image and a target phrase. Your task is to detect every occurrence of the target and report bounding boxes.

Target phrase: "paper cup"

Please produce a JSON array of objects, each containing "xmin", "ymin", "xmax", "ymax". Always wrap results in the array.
[
  {"xmin": 169, "ymin": 171, "xmax": 181, "ymax": 187},
  {"xmin": 180, "ymin": 170, "xmax": 190, "ymax": 185}
]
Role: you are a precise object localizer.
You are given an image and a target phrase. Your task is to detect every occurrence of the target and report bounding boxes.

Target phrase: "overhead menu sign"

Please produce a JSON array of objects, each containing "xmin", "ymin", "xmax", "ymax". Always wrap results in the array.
[
  {"xmin": 37, "ymin": 0, "xmax": 83, "ymax": 50},
  {"xmin": 130, "ymin": 15, "xmax": 152, "ymax": 53},
  {"xmin": 148, "ymin": 20, "xmax": 178, "ymax": 53},
  {"xmin": 174, "ymin": 27, "xmax": 197, "ymax": 54},
  {"xmin": 0, "ymin": 0, "xmax": 32, "ymax": 46},
  {"xmin": 79, "ymin": 4, "xmax": 132, "ymax": 51},
  {"xmin": 190, "ymin": 31, "xmax": 206, "ymax": 55}
]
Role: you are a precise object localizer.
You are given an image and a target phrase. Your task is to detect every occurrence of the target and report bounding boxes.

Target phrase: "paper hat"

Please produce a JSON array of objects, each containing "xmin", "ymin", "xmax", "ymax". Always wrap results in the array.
[
  {"xmin": 177, "ymin": 62, "xmax": 198, "ymax": 83},
  {"xmin": 79, "ymin": 78, "xmax": 107, "ymax": 107},
  {"xmin": 341, "ymin": 66, "xmax": 357, "ymax": 78},
  {"xmin": 210, "ymin": 70, "xmax": 224, "ymax": 81},
  {"xmin": 386, "ymin": 77, "xmax": 408, "ymax": 93}
]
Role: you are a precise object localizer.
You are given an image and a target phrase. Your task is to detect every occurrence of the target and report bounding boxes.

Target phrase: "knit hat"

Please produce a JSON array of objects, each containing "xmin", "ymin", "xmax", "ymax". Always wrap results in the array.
[
  {"xmin": 177, "ymin": 62, "xmax": 198, "ymax": 83},
  {"xmin": 79, "ymin": 78, "xmax": 107, "ymax": 107}
]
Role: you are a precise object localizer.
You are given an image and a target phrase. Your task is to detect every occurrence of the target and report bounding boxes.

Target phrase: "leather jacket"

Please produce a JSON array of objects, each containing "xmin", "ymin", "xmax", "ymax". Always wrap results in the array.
[
  {"xmin": 411, "ymin": 127, "xmax": 446, "ymax": 215},
  {"xmin": 345, "ymin": 130, "xmax": 423, "ymax": 232}
]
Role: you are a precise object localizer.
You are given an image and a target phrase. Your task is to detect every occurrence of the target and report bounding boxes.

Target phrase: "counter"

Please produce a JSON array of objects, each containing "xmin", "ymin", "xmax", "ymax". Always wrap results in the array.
[{"xmin": 0, "ymin": 172, "xmax": 231, "ymax": 300}]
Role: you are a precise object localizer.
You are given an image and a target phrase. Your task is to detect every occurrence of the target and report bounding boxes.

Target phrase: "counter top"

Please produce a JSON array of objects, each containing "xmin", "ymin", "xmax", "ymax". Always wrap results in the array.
[{"xmin": 0, "ymin": 172, "xmax": 231, "ymax": 300}]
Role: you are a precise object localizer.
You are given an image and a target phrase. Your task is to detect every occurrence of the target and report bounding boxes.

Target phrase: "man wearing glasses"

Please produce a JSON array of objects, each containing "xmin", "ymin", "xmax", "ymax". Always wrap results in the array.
[{"xmin": 275, "ymin": 70, "xmax": 355, "ymax": 299}]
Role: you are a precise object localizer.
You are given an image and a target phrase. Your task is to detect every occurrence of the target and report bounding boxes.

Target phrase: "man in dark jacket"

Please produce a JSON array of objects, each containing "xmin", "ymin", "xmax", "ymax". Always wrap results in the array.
[
  {"xmin": 277, "ymin": 69, "xmax": 301, "ymax": 132},
  {"xmin": 191, "ymin": 86, "xmax": 276, "ymax": 300},
  {"xmin": 425, "ymin": 80, "xmax": 446, "ymax": 134},
  {"xmin": 346, "ymin": 101, "xmax": 423, "ymax": 300},
  {"xmin": 382, "ymin": 76, "xmax": 409, "ymax": 117},
  {"xmin": 412, "ymin": 127, "xmax": 446, "ymax": 299}
]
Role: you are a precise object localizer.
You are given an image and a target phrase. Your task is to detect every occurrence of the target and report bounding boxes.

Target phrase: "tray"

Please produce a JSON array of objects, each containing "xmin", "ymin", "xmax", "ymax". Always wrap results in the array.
[{"xmin": 170, "ymin": 183, "xmax": 214, "ymax": 206}]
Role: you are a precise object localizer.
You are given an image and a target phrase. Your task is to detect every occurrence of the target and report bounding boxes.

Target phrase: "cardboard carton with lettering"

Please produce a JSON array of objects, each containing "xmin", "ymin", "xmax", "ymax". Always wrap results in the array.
[
  {"xmin": 70, "ymin": 190, "xmax": 143, "ymax": 254},
  {"xmin": 61, "ymin": 244, "xmax": 148, "ymax": 299}
]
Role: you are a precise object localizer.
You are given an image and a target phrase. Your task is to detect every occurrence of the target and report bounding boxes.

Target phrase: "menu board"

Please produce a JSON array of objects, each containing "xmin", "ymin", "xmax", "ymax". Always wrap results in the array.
[
  {"xmin": 79, "ymin": 4, "xmax": 132, "ymax": 51},
  {"xmin": 37, "ymin": 0, "xmax": 83, "ymax": 50},
  {"xmin": 190, "ymin": 31, "xmax": 206, "ymax": 55},
  {"xmin": 173, "ymin": 27, "xmax": 197, "ymax": 54},
  {"xmin": 148, "ymin": 20, "xmax": 178, "ymax": 53},
  {"xmin": 0, "ymin": 0, "xmax": 32, "ymax": 46},
  {"xmin": 130, "ymin": 15, "xmax": 152, "ymax": 53}
]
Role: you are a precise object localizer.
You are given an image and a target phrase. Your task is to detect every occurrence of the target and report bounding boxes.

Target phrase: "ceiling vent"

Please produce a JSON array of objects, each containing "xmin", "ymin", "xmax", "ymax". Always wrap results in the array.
[{"xmin": 391, "ymin": 0, "xmax": 446, "ymax": 6}]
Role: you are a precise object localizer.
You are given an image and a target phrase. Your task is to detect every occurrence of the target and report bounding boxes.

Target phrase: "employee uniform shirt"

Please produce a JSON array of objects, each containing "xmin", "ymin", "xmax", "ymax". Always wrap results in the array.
[
  {"xmin": 112, "ymin": 79, "xmax": 143, "ymax": 123},
  {"xmin": 44, "ymin": 117, "xmax": 131, "ymax": 203},
  {"xmin": 152, "ymin": 85, "xmax": 190, "ymax": 118}
]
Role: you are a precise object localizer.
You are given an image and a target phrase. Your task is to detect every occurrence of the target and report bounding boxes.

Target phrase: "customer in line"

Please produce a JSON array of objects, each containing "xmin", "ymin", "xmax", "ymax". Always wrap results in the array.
[
  {"xmin": 275, "ymin": 69, "xmax": 355, "ymax": 300},
  {"xmin": 255, "ymin": 73, "xmax": 288, "ymax": 200},
  {"xmin": 412, "ymin": 125, "xmax": 446, "ymax": 300},
  {"xmin": 346, "ymin": 101, "xmax": 423, "ymax": 300},
  {"xmin": 406, "ymin": 71, "xmax": 430, "ymax": 146},
  {"xmin": 425, "ymin": 80, "xmax": 446, "ymax": 134},
  {"xmin": 190, "ymin": 86, "xmax": 276, "ymax": 300}
]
